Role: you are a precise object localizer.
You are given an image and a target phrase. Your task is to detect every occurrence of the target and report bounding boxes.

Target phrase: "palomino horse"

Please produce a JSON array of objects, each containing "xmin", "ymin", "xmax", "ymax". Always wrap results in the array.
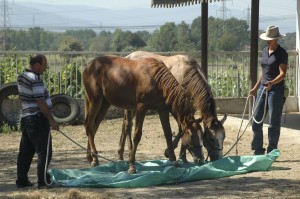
[
  {"xmin": 118, "ymin": 51, "xmax": 227, "ymax": 163},
  {"xmin": 83, "ymin": 55, "xmax": 204, "ymax": 174}
]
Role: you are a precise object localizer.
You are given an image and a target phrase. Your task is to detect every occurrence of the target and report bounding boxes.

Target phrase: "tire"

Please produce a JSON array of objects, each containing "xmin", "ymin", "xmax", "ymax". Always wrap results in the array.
[
  {"xmin": 0, "ymin": 82, "xmax": 20, "ymax": 127},
  {"xmin": 50, "ymin": 94, "xmax": 80, "ymax": 125}
]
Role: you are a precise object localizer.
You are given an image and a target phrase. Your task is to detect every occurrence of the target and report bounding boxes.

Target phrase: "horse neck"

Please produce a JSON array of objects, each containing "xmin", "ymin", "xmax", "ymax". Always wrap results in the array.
[
  {"xmin": 151, "ymin": 62, "xmax": 193, "ymax": 121},
  {"xmin": 201, "ymin": 97, "xmax": 218, "ymax": 128},
  {"xmin": 181, "ymin": 64, "xmax": 218, "ymax": 128}
]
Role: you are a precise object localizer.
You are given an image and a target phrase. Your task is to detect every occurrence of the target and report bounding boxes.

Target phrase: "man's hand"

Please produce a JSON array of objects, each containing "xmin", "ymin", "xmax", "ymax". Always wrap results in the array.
[{"xmin": 50, "ymin": 119, "xmax": 59, "ymax": 131}]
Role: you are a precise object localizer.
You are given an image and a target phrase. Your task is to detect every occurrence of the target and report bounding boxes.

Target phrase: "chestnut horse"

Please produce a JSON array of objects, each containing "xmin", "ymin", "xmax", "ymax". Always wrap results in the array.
[
  {"xmin": 83, "ymin": 55, "xmax": 203, "ymax": 174},
  {"xmin": 118, "ymin": 51, "xmax": 227, "ymax": 163}
]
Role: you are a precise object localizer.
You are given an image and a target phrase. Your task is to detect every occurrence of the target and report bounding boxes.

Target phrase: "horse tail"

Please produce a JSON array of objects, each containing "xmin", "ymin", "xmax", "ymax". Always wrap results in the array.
[
  {"xmin": 149, "ymin": 59, "xmax": 194, "ymax": 119},
  {"xmin": 181, "ymin": 59, "xmax": 217, "ymax": 126}
]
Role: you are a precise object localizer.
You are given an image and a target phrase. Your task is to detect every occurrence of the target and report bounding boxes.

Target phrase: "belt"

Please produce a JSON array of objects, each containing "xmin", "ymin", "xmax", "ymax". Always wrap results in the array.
[{"xmin": 22, "ymin": 112, "xmax": 45, "ymax": 119}]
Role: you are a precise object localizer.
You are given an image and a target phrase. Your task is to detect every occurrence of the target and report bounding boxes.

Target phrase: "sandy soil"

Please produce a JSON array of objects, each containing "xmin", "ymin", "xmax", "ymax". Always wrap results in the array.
[{"xmin": 0, "ymin": 113, "xmax": 299, "ymax": 199}]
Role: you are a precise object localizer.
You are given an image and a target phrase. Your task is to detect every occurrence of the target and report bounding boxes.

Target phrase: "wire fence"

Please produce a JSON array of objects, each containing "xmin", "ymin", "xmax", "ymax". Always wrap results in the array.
[{"xmin": 0, "ymin": 50, "xmax": 298, "ymax": 98}]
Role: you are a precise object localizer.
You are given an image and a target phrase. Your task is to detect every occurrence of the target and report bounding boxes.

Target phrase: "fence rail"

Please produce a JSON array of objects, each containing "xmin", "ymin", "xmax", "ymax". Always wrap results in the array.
[{"xmin": 0, "ymin": 50, "xmax": 298, "ymax": 98}]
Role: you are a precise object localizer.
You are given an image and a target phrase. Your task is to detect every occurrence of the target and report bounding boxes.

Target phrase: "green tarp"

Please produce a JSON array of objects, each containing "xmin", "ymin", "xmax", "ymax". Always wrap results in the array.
[{"xmin": 49, "ymin": 149, "xmax": 280, "ymax": 188}]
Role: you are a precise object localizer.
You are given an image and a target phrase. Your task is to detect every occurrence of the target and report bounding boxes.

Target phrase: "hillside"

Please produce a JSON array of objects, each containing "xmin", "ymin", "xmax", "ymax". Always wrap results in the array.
[{"xmin": 6, "ymin": 2, "xmax": 296, "ymax": 33}]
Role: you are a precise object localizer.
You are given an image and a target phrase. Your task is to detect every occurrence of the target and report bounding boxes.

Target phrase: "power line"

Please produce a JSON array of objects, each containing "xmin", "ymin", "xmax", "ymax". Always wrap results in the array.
[{"xmin": 5, "ymin": 24, "xmax": 162, "ymax": 32}]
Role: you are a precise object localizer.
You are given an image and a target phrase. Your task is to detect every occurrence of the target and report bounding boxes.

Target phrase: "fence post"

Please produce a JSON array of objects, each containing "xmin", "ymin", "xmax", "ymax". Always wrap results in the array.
[
  {"xmin": 238, "ymin": 72, "xmax": 241, "ymax": 97},
  {"xmin": 58, "ymin": 72, "xmax": 61, "ymax": 94}
]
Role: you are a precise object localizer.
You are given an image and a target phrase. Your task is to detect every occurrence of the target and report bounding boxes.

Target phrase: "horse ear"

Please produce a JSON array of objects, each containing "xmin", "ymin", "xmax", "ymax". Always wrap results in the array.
[{"xmin": 220, "ymin": 113, "xmax": 228, "ymax": 124}]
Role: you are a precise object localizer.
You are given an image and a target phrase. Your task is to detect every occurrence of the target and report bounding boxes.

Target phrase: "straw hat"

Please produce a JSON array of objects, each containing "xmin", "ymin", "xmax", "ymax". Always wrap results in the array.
[{"xmin": 259, "ymin": 25, "xmax": 285, "ymax": 40}]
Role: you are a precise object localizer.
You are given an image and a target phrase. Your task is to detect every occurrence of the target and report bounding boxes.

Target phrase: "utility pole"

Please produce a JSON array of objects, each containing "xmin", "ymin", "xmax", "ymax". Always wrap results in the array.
[
  {"xmin": 217, "ymin": 0, "xmax": 231, "ymax": 20},
  {"xmin": 0, "ymin": 0, "xmax": 11, "ymax": 51},
  {"xmin": 246, "ymin": 4, "xmax": 251, "ymax": 28}
]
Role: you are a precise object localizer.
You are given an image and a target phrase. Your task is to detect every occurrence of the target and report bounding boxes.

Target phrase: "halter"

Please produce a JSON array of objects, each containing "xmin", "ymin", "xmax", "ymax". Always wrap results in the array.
[{"xmin": 203, "ymin": 126, "xmax": 223, "ymax": 151}]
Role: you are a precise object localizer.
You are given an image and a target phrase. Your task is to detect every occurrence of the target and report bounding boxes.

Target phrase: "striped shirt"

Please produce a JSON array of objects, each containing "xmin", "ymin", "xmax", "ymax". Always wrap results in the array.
[{"xmin": 17, "ymin": 69, "xmax": 52, "ymax": 118}]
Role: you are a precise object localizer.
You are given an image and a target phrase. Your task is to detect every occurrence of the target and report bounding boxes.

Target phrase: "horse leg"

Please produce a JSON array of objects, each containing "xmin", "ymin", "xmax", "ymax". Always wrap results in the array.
[
  {"xmin": 176, "ymin": 127, "xmax": 189, "ymax": 163},
  {"xmin": 164, "ymin": 127, "xmax": 182, "ymax": 158},
  {"xmin": 118, "ymin": 109, "xmax": 134, "ymax": 161},
  {"xmin": 84, "ymin": 94, "xmax": 109, "ymax": 167},
  {"xmin": 164, "ymin": 111, "xmax": 183, "ymax": 159},
  {"xmin": 87, "ymin": 142, "xmax": 92, "ymax": 163},
  {"xmin": 128, "ymin": 106, "xmax": 146, "ymax": 174},
  {"xmin": 126, "ymin": 111, "xmax": 135, "ymax": 154},
  {"xmin": 90, "ymin": 99, "xmax": 110, "ymax": 166},
  {"xmin": 158, "ymin": 110, "xmax": 177, "ymax": 164},
  {"xmin": 179, "ymin": 143, "xmax": 189, "ymax": 163},
  {"xmin": 84, "ymin": 94, "xmax": 101, "ymax": 165}
]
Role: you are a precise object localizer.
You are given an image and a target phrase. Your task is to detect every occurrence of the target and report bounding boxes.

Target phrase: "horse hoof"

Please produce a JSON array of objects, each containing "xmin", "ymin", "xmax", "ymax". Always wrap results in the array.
[
  {"xmin": 128, "ymin": 165, "xmax": 136, "ymax": 174},
  {"xmin": 91, "ymin": 160, "xmax": 99, "ymax": 167},
  {"xmin": 196, "ymin": 159, "xmax": 205, "ymax": 165},
  {"xmin": 118, "ymin": 157, "xmax": 124, "ymax": 161},
  {"xmin": 173, "ymin": 161, "xmax": 179, "ymax": 167},
  {"xmin": 86, "ymin": 154, "xmax": 93, "ymax": 163}
]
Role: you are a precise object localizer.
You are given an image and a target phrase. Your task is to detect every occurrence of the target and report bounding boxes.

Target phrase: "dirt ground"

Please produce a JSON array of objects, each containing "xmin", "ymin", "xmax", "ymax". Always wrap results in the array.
[{"xmin": 0, "ymin": 113, "xmax": 299, "ymax": 199}]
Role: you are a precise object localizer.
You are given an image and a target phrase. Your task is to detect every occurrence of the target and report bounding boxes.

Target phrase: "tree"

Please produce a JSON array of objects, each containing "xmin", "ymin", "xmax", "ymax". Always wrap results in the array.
[
  {"xmin": 175, "ymin": 21, "xmax": 196, "ymax": 51},
  {"xmin": 27, "ymin": 27, "xmax": 47, "ymax": 50},
  {"xmin": 89, "ymin": 31, "xmax": 112, "ymax": 52},
  {"xmin": 65, "ymin": 29, "xmax": 96, "ymax": 50},
  {"xmin": 217, "ymin": 32, "xmax": 239, "ymax": 51},
  {"xmin": 10, "ymin": 30, "xmax": 31, "ymax": 50},
  {"xmin": 281, "ymin": 32, "xmax": 296, "ymax": 50},
  {"xmin": 58, "ymin": 36, "xmax": 83, "ymax": 52},
  {"xmin": 135, "ymin": 31, "xmax": 151, "ymax": 43},
  {"xmin": 10, "ymin": 28, "xmax": 59, "ymax": 51},
  {"xmin": 208, "ymin": 17, "xmax": 224, "ymax": 51},
  {"xmin": 111, "ymin": 29, "xmax": 146, "ymax": 52},
  {"xmin": 111, "ymin": 29, "xmax": 126, "ymax": 52},
  {"xmin": 223, "ymin": 18, "xmax": 249, "ymax": 50},
  {"xmin": 148, "ymin": 22, "xmax": 177, "ymax": 51},
  {"xmin": 190, "ymin": 17, "xmax": 202, "ymax": 51}
]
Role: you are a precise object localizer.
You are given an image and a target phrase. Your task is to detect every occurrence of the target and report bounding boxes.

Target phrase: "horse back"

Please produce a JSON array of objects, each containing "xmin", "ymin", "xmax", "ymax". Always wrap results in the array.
[
  {"xmin": 83, "ymin": 56, "xmax": 166, "ymax": 110},
  {"xmin": 126, "ymin": 51, "xmax": 205, "ymax": 83}
]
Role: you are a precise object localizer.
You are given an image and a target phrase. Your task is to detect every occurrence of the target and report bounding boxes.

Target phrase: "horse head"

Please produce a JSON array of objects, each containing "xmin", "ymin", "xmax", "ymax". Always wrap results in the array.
[
  {"xmin": 203, "ymin": 113, "xmax": 227, "ymax": 161},
  {"xmin": 180, "ymin": 115, "xmax": 204, "ymax": 165}
]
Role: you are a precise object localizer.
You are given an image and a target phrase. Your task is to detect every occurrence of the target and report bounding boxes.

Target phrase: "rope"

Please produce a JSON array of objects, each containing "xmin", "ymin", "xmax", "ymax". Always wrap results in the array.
[
  {"xmin": 57, "ymin": 129, "xmax": 116, "ymax": 163},
  {"xmin": 252, "ymin": 87, "xmax": 268, "ymax": 124},
  {"xmin": 44, "ymin": 128, "xmax": 117, "ymax": 186},
  {"xmin": 44, "ymin": 129, "xmax": 53, "ymax": 186},
  {"xmin": 223, "ymin": 87, "xmax": 268, "ymax": 156}
]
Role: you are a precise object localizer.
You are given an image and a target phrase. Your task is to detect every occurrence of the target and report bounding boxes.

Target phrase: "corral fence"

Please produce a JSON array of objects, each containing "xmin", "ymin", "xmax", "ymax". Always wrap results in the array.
[{"xmin": 0, "ymin": 50, "xmax": 298, "ymax": 99}]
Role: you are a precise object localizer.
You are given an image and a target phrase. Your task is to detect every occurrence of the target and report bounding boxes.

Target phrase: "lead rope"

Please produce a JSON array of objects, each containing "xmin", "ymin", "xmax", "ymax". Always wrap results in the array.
[
  {"xmin": 224, "ymin": 87, "xmax": 268, "ymax": 156},
  {"xmin": 44, "ymin": 128, "xmax": 53, "ymax": 186},
  {"xmin": 252, "ymin": 88, "xmax": 269, "ymax": 124},
  {"xmin": 44, "ymin": 129, "xmax": 117, "ymax": 187},
  {"xmin": 57, "ymin": 130, "xmax": 116, "ymax": 163}
]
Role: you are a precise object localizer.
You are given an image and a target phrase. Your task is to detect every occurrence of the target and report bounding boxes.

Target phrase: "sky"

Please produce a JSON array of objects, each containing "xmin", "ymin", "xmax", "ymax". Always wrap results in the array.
[
  {"xmin": 11, "ymin": 0, "xmax": 297, "ymax": 33},
  {"xmin": 14, "ymin": 0, "xmax": 296, "ymax": 13}
]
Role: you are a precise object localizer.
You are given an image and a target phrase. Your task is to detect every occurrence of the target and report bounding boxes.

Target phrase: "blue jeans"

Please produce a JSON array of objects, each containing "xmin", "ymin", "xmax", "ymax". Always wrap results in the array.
[
  {"xmin": 17, "ymin": 114, "xmax": 52, "ymax": 185},
  {"xmin": 251, "ymin": 84, "xmax": 285, "ymax": 154}
]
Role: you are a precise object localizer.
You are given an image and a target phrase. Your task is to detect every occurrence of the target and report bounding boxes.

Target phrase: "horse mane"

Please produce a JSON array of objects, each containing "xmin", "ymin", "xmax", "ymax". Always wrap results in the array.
[
  {"xmin": 181, "ymin": 59, "xmax": 217, "ymax": 127},
  {"xmin": 149, "ymin": 60, "xmax": 194, "ymax": 122}
]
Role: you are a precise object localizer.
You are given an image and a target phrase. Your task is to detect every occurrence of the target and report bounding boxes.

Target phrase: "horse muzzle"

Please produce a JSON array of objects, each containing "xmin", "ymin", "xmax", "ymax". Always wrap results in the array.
[
  {"xmin": 188, "ymin": 147, "xmax": 204, "ymax": 165},
  {"xmin": 209, "ymin": 150, "xmax": 223, "ymax": 161}
]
